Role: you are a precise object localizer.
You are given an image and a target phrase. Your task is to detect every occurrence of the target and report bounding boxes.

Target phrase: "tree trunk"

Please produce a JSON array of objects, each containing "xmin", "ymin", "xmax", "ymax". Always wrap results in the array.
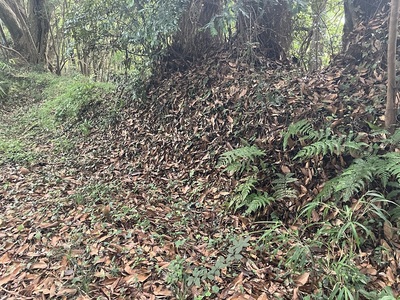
[
  {"xmin": 28, "ymin": 0, "xmax": 50, "ymax": 64},
  {"xmin": 385, "ymin": 0, "xmax": 399, "ymax": 131},
  {"xmin": 171, "ymin": 0, "xmax": 223, "ymax": 59},
  {"xmin": 0, "ymin": 0, "xmax": 49, "ymax": 64},
  {"xmin": 236, "ymin": 0, "xmax": 292, "ymax": 60},
  {"xmin": 308, "ymin": 0, "xmax": 327, "ymax": 71},
  {"xmin": 0, "ymin": 23, "xmax": 8, "ymax": 46}
]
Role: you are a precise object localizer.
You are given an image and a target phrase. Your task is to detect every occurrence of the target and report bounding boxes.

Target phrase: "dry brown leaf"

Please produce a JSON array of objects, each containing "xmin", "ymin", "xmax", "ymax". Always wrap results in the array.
[
  {"xmin": 292, "ymin": 287, "xmax": 299, "ymax": 300},
  {"xmin": 124, "ymin": 271, "xmax": 151, "ymax": 283},
  {"xmin": 181, "ymin": 185, "xmax": 190, "ymax": 194},
  {"xmin": 31, "ymin": 262, "xmax": 48, "ymax": 269},
  {"xmin": 153, "ymin": 285, "xmax": 172, "ymax": 296},
  {"xmin": 281, "ymin": 165, "xmax": 291, "ymax": 174},
  {"xmin": 94, "ymin": 269, "xmax": 106, "ymax": 278},
  {"xmin": 20, "ymin": 167, "xmax": 30, "ymax": 175},
  {"xmin": 124, "ymin": 264, "xmax": 135, "ymax": 275},
  {"xmin": 386, "ymin": 266, "xmax": 395, "ymax": 283},
  {"xmin": 228, "ymin": 293, "xmax": 255, "ymax": 300},
  {"xmin": 383, "ymin": 221, "xmax": 394, "ymax": 240},
  {"xmin": 0, "ymin": 252, "xmax": 11, "ymax": 264},
  {"xmin": 293, "ymin": 272, "xmax": 310, "ymax": 287},
  {"xmin": 231, "ymin": 272, "xmax": 244, "ymax": 288},
  {"xmin": 257, "ymin": 292, "xmax": 269, "ymax": 300},
  {"xmin": 56, "ymin": 288, "xmax": 77, "ymax": 296},
  {"xmin": 239, "ymin": 88, "xmax": 248, "ymax": 98},
  {"xmin": 361, "ymin": 267, "xmax": 377, "ymax": 275},
  {"xmin": 0, "ymin": 274, "xmax": 13, "ymax": 286}
]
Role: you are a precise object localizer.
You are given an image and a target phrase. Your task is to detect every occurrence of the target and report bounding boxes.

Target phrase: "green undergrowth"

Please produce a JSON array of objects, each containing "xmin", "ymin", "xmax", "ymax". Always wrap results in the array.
[
  {"xmin": 218, "ymin": 121, "xmax": 400, "ymax": 300},
  {"xmin": 29, "ymin": 76, "xmax": 114, "ymax": 131},
  {"xmin": 0, "ymin": 67, "xmax": 116, "ymax": 164}
]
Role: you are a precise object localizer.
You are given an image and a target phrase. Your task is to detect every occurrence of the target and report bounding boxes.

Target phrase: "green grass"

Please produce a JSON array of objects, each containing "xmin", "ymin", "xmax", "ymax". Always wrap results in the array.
[
  {"xmin": 0, "ymin": 138, "xmax": 36, "ymax": 163},
  {"xmin": 0, "ymin": 69, "xmax": 115, "ymax": 164},
  {"xmin": 24, "ymin": 73, "xmax": 114, "ymax": 132}
]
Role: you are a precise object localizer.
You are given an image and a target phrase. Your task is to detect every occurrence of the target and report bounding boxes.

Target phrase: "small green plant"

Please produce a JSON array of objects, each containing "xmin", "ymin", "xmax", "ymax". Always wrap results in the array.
[
  {"xmin": 217, "ymin": 145, "xmax": 266, "ymax": 176},
  {"xmin": 253, "ymin": 121, "xmax": 400, "ymax": 299},
  {"xmin": 219, "ymin": 145, "xmax": 297, "ymax": 215},
  {"xmin": 314, "ymin": 150, "xmax": 400, "ymax": 203},
  {"xmin": 283, "ymin": 119, "xmax": 318, "ymax": 150},
  {"xmin": 78, "ymin": 119, "xmax": 92, "ymax": 136},
  {"xmin": 283, "ymin": 121, "xmax": 400, "ymax": 204},
  {"xmin": 68, "ymin": 182, "xmax": 120, "ymax": 208},
  {"xmin": 321, "ymin": 255, "xmax": 369, "ymax": 300},
  {"xmin": 283, "ymin": 120, "xmax": 369, "ymax": 159},
  {"xmin": 165, "ymin": 237, "xmax": 250, "ymax": 299},
  {"xmin": 0, "ymin": 138, "xmax": 36, "ymax": 163}
]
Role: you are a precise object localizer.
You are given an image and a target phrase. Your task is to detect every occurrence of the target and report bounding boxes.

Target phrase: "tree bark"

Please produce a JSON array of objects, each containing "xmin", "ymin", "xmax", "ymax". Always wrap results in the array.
[
  {"xmin": 0, "ymin": 22, "xmax": 9, "ymax": 46},
  {"xmin": 385, "ymin": 0, "xmax": 399, "ymax": 131},
  {"xmin": 309, "ymin": 0, "xmax": 327, "ymax": 71},
  {"xmin": 236, "ymin": 0, "xmax": 292, "ymax": 60},
  {"xmin": 172, "ymin": 0, "xmax": 223, "ymax": 59},
  {"xmin": 28, "ymin": 0, "xmax": 50, "ymax": 63},
  {"xmin": 0, "ymin": 0, "xmax": 49, "ymax": 64}
]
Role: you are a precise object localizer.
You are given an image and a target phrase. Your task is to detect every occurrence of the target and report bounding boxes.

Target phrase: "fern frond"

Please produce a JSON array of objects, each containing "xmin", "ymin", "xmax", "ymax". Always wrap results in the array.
[
  {"xmin": 283, "ymin": 120, "xmax": 316, "ymax": 150},
  {"xmin": 315, "ymin": 179, "xmax": 337, "ymax": 202},
  {"xmin": 225, "ymin": 162, "xmax": 242, "ymax": 174},
  {"xmin": 218, "ymin": 146, "xmax": 265, "ymax": 175},
  {"xmin": 272, "ymin": 173, "xmax": 298, "ymax": 200},
  {"xmin": 237, "ymin": 177, "xmax": 258, "ymax": 201},
  {"xmin": 386, "ymin": 182, "xmax": 400, "ymax": 200},
  {"xmin": 383, "ymin": 152, "xmax": 400, "ymax": 182},
  {"xmin": 294, "ymin": 136, "xmax": 368, "ymax": 160},
  {"xmin": 273, "ymin": 188, "xmax": 298, "ymax": 200},
  {"xmin": 335, "ymin": 158, "xmax": 376, "ymax": 201},
  {"xmin": 294, "ymin": 139, "xmax": 338, "ymax": 159},
  {"xmin": 227, "ymin": 176, "xmax": 258, "ymax": 211},
  {"xmin": 317, "ymin": 157, "xmax": 377, "ymax": 202},
  {"xmin": 244, "ymin": 192, "xmax": 274, "ymax": 215},
  {"xmin": 383, "ymin": 128, "xmax": 400, "ymax": 147}
]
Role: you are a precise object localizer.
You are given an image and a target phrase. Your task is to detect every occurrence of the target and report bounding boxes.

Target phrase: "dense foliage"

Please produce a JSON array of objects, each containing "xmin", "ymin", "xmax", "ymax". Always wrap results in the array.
[{"xmin": 1, "ymin": 0, "xmax": 367, "ymax": 77}]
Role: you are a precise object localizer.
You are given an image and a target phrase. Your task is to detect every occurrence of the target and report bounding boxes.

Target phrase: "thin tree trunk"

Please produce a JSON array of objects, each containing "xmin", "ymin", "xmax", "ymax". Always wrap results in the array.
[{"xmin": 385, "ymin": 0, "xmax": 400, "ymax": 131}]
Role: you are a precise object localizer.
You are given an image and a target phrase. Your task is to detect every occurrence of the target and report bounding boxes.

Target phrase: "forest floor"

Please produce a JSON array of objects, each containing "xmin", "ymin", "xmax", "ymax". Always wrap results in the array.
[
  {"xmin": 0, "ymin": 73, "xmax": 295, "ymax": 300},
  {"xmin": 1, "ymin": 17, "xmax": 400, "ymax": 298}
]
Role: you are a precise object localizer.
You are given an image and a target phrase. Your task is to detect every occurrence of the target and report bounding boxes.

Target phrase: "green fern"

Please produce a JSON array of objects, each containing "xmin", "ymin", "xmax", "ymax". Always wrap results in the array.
[
  {"xmin": 218, "ymin": 145, "xmax": 265, "ymax": 175},
  {"xmin": 283, "ymin": 120, "xmax": 316, "ymax": 150},
  {"xmin": 383, "ymin": 152, "xmax": 400, "ymax": 182},
  {"xmin": 334, "ymin": 158, "xmax": 374, "ymax": 201},
  {"xmin": 244, "ymin": 192, "xmax": 275, "ymax": 215},
  {"xmin": 294, "ymin": 135, "xmax": 369, "ymax": 160},
  {"xmin": 382, "ymin": 128, "xmax": 400, "ymax": 146},
  {"xmin": 272, "ymin": 173, "xmax": 298, "ymax": 200},
  {"xmin": 229, "ymin": 176, "xmax": 274, "ymax": 215},
  {"xmin": 228, "ymin": 176, "xmax": 257, "ymax": 213},
  {"xmin": 238, "ymin": 177, "xmax": 258, "ymax": 203},
  {"xmin": 227, "ymin": 173, "xmax": 297, "ymax": 215},
  {"xmin": 316, "ymin": 153, "xmax": 400, "ymax": 202}
]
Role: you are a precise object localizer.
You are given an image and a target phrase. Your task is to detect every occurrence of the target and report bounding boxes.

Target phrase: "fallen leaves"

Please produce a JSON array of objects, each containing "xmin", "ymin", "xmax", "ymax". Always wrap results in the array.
[
  {"xmin": 0, "ymin": 8, "xmax": 399, "ymax": 300},
  {"xmin": 293, "ymin": 272, "xmax": 310, "ymax": 287}
]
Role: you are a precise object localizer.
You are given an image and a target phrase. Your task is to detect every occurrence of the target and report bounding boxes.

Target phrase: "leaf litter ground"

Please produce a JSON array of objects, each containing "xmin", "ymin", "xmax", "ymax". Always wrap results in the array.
[{"xmin": 1, "ymin": 13, "xmax": 400, "ymax": 300}]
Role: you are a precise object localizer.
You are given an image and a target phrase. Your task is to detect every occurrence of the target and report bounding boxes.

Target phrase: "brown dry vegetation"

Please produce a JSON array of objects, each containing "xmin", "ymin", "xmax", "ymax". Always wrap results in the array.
[{"xmin": 0, "ymin": 9, "xmax": 399, "ymax": 300}]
